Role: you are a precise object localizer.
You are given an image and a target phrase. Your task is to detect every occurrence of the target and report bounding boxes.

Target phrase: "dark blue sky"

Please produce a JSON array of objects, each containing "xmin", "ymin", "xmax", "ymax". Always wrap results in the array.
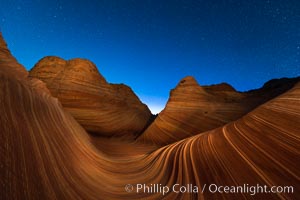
[{"xmin": 1, "ymin": 0, "xmax": 299, "ymax": 113}]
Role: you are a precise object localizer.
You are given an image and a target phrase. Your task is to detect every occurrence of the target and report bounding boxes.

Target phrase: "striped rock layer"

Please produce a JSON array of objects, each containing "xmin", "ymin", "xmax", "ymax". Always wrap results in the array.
[
  {"xmin": 1, "ymin": 33, "xmax": 299, "ymax": 199},
  {"xmin": 29, "ymin": 56, "xmax": 152, "ymax": 137},
  {"xmin": 138, "ymin": 76, "xmax": 299, "ymax": 146}
]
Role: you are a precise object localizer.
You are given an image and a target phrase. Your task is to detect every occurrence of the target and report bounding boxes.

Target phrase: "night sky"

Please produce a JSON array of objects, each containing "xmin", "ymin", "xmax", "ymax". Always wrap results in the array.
[{"xmin": 1, "ymin": 0, "xmax": 299, "ymax": 113}]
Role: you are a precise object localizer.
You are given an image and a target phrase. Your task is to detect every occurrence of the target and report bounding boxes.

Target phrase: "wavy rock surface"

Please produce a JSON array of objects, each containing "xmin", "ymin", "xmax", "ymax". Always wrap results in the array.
[
  {"xmin": 1, "ymin": 33, "xmax": 299, "ymax": 199},
  {"xmin": 138, "ymin": 76, "xmax": 299, "ymax": 146},
  {"xmin": 29, "ymin": 56, "xmax": 152, "ymax": 137}
]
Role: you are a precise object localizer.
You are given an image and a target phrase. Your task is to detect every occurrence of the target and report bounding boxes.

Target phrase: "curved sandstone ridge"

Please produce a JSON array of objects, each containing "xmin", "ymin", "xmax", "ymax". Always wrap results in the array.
[
  {"xmin": 1, "ymin": 65, "xmax": 299, "ymax": 199},
  {"xmin": 29, "ymin": 56, "xmax": 152, "ymax": 137},
  {"xmin": 1, "ymin": 33, "xmax": 299, "ymax": 199},
  {"xmin": 138, "ymin": 76, "xmax": 299, "ymax": 146}
]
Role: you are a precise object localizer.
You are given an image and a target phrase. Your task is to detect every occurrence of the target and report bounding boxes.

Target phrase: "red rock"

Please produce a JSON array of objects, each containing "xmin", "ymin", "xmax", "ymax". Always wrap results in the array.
[
  {"xmin": 29, "ymin": 56, "xmax": 152, "ymax": 137},
  {"xmin": 138, "ymin": 76, "xmax": 299, "ymax": 146},
  {"xmin": 1, "ymin": 32, "xmax": 299, "ymax": 200},
  {"xmin": 0, "ymin": 32, "xmax": 28, "ymax": 79}
]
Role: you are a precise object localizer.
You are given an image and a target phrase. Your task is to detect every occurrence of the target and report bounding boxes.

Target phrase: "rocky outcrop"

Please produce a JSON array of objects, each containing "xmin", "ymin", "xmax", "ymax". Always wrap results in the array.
[
  {"xmin": 1, "ymin": 61, "xmax": 299, "ymax": 200},
  {"xmin": 0, "ymin": 32, "xmax": 28, "ymax": 79},
  {"xmin": 0, "ymin": 33, "xmax": 50, "ymax": 94},
  {"xmin": 138, "ymin": 76, "xmax": 299, "ymax": 146},
  {"xmin": 29, "ymin": 56, "xmax": 152, "ymax": 138},
  {"xmin": 1, "ymin": 33, "xmax": 299, "ymax": 199}
]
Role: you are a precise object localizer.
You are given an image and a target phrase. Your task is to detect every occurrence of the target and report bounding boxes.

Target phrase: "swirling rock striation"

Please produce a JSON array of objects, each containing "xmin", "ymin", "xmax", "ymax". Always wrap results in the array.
[
  {"xmin": 1, "ymin": 33, "xmax": 299, "ymax": 199},
  {"xmin": 138, "ymin": 76, "xmax": 299, "ymax": 146},
  {"xmin": 29, "ymin": 56, "xmax": 152, "ymax": 138}
]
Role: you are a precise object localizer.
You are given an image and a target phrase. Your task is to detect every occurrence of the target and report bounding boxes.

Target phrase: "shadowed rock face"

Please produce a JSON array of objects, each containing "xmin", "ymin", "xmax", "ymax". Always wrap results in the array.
[
  {"xmin": 138, "ymin": 76, "xmax": 299, "ymax": 146},
  {"xmin": 1, "ymin": 33, "xmax": 299, "ymax": 200},
  {"xmin": 29, "ymin": 56, "xmax": 152, "ymax": 138}
]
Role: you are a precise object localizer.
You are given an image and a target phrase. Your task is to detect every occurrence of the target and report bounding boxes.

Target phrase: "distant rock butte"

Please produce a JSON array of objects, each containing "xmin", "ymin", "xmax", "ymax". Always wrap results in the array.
[
  {"xmin": 138, "ymin": 75, "xmax": 299, "ymax": 146},
  {"xmin": 29, "ymin": 56, "xmax": 152, "ymax": 137}
]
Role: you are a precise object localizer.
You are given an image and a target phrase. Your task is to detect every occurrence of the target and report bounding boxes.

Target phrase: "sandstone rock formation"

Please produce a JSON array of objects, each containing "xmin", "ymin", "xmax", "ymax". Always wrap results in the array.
[
  {"xmin": 137, "ymin": 76, "xmax": 299, "ymax": 146},
  {"xmin": 1, "ymin": 33, "xmax": 299, "ymax": 199},
  {"xmin": 0, "ymin": 33, "xmax": 50, "ymax": 94},
  {"xmin": 29, "ymin": 56, "xmax": 152, "ymax": 138},
  {"xmin": 0, "ymin": 32, "xmax": 28, "ymax": 79}
]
